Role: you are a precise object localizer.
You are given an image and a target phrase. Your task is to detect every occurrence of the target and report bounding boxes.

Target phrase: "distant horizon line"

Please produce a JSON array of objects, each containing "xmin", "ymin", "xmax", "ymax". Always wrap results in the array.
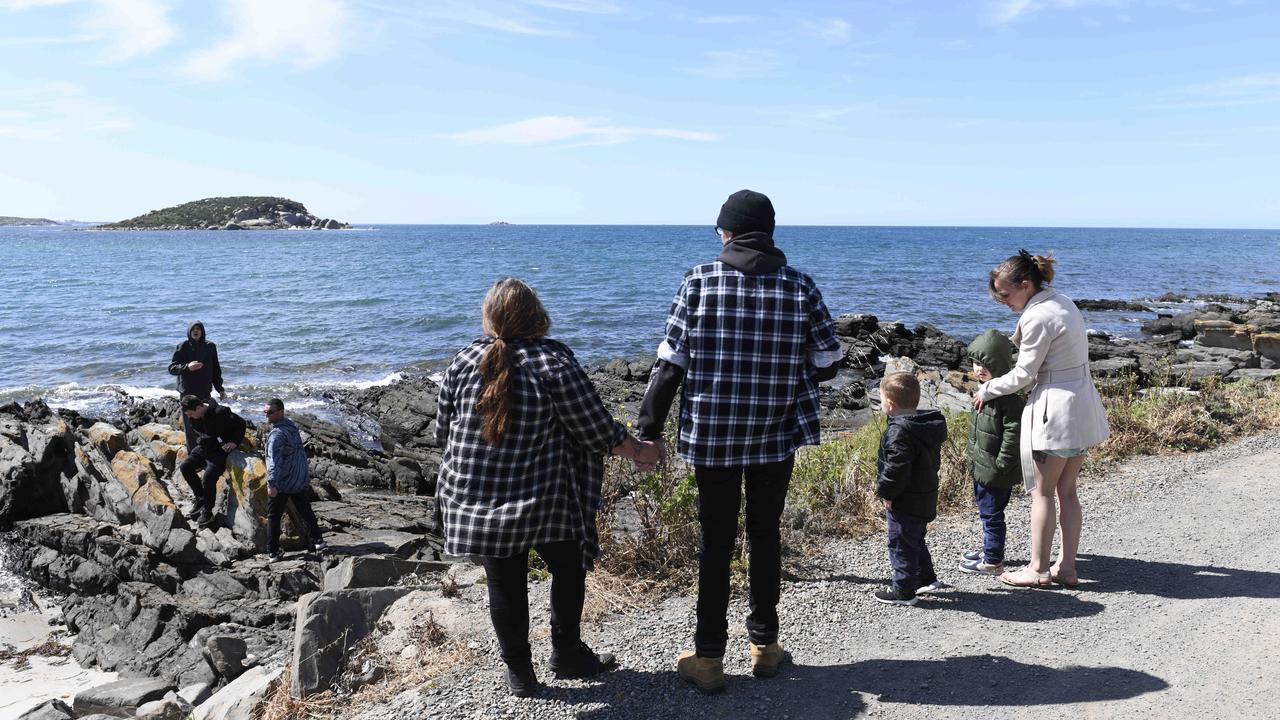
[{"xmin": 8, "ymin": 221, "xmax": 1279, "ymax": 232}]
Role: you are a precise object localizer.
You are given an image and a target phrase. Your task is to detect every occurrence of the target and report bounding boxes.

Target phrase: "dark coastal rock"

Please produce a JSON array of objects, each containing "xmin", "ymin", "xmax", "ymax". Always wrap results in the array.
[
  {"xmin": 1075, "ymin": 299, "xmax": 1152, "ymax": 312},
  {"xmin": 16, "ymin": 699, "xmax": 74, "ymax": 720},
  {"xmin": 203, "ymin": 635, "xmax": 249, "ymax": 680},
  {"xmin": 1175, "ymin": 345, "xmax": 1259, "ymax": 369},
  {"xmin": 135, "ymin": 691, "xmax": 195, "ymax": 720},
  {"xmin": 1090, "ymin": 357, "xmax": 1142, "ymax": 380},
  {"xmin": 322, "ymin": 555, "xmax": 450, "ymax": 591},
  {"xmin": 291, "ymin": 587, "xmax": 415, "ymax": 697},
  {"xmin": 73, "ymin": 678, "xmax": 175, "ymax": 716},
  {"xmin": 194, "ymin": 665, "xmax": 283, "ymax": 720},
  {"xmin": 0, "ymin": 401, "xmax": 75, "ymax": 528}
]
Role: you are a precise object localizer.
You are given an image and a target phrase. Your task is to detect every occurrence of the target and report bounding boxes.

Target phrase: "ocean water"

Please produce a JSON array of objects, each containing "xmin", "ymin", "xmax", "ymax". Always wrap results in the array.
[{"xmin": 1, "ymin": 224, "xmax": 1277, "ymax": 416}]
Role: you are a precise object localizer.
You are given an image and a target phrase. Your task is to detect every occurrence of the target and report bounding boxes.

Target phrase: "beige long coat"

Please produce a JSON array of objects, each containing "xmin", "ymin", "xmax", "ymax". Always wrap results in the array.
[{"xmin": 977, "ymin": 287, "xmax": 1110, "ymax": 489}]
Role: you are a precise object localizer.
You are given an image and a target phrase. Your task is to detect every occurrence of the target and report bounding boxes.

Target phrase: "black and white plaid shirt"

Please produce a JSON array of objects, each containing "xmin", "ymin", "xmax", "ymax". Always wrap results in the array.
[
  {"xmin": 658, "ymin": 262, "xmax": 842, "ymax": 466},
  {"xmin": 434, "ymin": 337, "xmax": 626, "ymax": 564}
]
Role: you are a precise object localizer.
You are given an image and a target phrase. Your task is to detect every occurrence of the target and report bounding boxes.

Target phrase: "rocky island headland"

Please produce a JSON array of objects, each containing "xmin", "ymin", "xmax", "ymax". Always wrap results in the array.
[
  {"xmin": 93, "ymin": 197, "xmax": 351, "ymax": 231},
  {"xmin": 3, "ymin": 291, "xmax": 1279, "ymax": 719},
  {"xmin": 0, "ymin": 216, "xmax": 61, "ymax": 227}
]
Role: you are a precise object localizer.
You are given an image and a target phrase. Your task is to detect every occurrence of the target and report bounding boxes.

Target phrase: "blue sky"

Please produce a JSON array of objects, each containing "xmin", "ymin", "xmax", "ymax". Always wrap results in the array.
[{"xmin": 1, "ymin": 0, "xmax": 1277, "ymax": 227}]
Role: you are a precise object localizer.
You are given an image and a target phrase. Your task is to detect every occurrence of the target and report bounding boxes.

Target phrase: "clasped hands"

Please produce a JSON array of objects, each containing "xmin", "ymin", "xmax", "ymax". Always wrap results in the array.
[{"xmin": 629, "ymin": 438, "xmax": 666, "ymax": 472}]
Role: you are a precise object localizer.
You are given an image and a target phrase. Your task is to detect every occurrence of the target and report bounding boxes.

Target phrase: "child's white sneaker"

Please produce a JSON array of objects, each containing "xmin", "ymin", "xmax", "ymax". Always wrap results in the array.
[
  {"xmin": 915, "ymin": 580, "xmax": 950, "ymax": 594},
  {"xmin": 959, "ymin": 559, "xmax": 1004, "ymax": 575}
]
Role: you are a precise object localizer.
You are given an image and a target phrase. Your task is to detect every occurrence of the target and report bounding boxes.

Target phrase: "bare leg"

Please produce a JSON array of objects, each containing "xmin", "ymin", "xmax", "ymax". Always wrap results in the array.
[
  {"xmin": 1053, "ymin": 455, "xmax": 1087, "ymax": 577},
  {"xmin": 1027, "ymin": 454, "xmax": 1068, "ymax": 574}
]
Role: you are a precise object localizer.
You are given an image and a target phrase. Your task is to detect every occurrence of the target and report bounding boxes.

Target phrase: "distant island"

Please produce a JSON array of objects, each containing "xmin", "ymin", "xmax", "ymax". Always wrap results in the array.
[
  {"xmin": 95, "ymin": 196, "xmax": 351, "ymax": 230},
  {"xmin": 489, "ymin": 220, "xmax": 511, "ymax": 225},
  {"xmin": 0, "ymin": 216, "xmax": 60, "ymax": 226}
]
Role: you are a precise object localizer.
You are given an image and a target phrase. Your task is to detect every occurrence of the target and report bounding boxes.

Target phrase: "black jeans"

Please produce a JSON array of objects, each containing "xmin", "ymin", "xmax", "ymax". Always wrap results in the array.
[
  {"xmin": 267, "ymin": 491, "xmax": 323, "ymax": 554},
  {"xmin": 886, "ymin": 509, "xmax": 935, "ymax": 594},
  {"xmin": 476, "ymin": 540, "xmax": 585, "ymax": 665},
  {"xmin": 694, "ymin": 455, "xmax": 794, "ymax": 658},
  {"xmin": 973, "ymin": 481, "xmax": 1013, "ymax": 565},
  {"xmin": 180, "ymin": 443, "xmax": 226, "ymax": 515}
]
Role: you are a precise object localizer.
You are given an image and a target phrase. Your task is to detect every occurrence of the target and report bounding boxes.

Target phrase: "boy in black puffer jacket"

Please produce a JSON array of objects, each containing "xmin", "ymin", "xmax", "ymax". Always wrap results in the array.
[
  {"xmin": 874, "ymin": 372, "xmax": 949, "ymax": 606},
  {"xmin": 959, "ymin": 330, "xmax": 1025, "ymax": 575}
]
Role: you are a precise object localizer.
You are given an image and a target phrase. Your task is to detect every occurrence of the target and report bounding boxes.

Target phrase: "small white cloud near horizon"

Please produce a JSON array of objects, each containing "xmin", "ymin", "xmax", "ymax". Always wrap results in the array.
[
  {"xmin": 446, "ymin": 116, "xmax": 717, "ymax": 147},
  {"xmin": 803, "ymin": 18, "xmax": 851, "ymax": 44},
  {"xmin": 683, "ymin": 50, "xmax": 779, "ymax": 79},
  {"xmin": 183, "ymin": 0, "xmax": 347, "ymax": 81},
  {"xmin": 688, "ymin": 14, "xmax": 755, "ymax": 24},
  {"xmin": 525, "ymin": 0, "xmax": 620, "ymax": 14},
  {"xmin": 356, "ymin": 0, "xmax": 566, "ymax": 37},
  {"xmin": 0, "ymin": 0, "xmax": 176, "ymax": 60},
  {"xmin": 0, "ymin": 82, "xmax": 132, "ymax": 141}
]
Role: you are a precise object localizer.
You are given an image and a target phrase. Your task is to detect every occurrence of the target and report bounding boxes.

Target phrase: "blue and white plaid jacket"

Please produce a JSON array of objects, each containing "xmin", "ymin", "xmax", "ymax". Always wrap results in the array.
[
  {"xmin": 266, "ymin": 418, "xmax": 310, "ymax": 494},
  {"xmin": 434, "ymin": 338, "xmax": 626, "ymax": 565},
  {"xmin": 658, "ymin": 261, "xmax": 842, "ymax": 467}
]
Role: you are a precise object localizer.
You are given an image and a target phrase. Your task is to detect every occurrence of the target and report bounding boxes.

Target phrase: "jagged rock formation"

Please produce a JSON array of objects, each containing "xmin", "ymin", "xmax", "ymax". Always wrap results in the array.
[{"xmin": 96, "ymin": 197, "xmax": 351, "ymax": 230}]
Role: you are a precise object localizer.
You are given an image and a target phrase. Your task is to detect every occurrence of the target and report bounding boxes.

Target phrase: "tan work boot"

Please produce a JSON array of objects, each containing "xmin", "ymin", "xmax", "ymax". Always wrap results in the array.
[
  {"xmin": 675, "ymin": 650, "xmax": 725, "ymax": 694},
  {"xmin": 749, "ymin": 641, "xmax": 785, "ymax": 678}
]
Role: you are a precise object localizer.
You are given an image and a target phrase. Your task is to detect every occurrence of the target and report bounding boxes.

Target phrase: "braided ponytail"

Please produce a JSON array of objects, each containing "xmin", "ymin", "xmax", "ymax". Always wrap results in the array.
[{"xmin": 476, "ymin": 278, "xmax": 551, "ymax": 445}]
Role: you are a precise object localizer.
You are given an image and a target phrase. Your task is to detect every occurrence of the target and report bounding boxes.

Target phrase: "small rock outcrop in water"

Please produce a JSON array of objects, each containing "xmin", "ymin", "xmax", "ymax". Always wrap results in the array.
[{"xmin": 96, "ymin": 196, "xmax": 351, "ymax": 230}]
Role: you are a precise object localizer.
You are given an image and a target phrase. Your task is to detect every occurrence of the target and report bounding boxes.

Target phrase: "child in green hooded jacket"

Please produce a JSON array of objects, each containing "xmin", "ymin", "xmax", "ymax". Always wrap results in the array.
[{"xmin": 960, "ymin": 330, "xmax": 1025, "ymax": 574}]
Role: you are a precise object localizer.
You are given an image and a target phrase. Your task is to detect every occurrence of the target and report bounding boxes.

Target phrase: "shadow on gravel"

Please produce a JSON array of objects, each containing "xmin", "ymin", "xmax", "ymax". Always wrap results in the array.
[
  {"xmin": 1075, "ymin": 554, "xmax": 1280, "ymax": 599},
  {"xmin": 921, "ymin": 587, "xmax": 1105, "ymax": 622},
  {"xmin": 844, "ymin": 655, "xmax": 1168, "ymax": 707},
  {"xmin": 565, "ymin": 667, "xmax": 867, "ymax": 720}
]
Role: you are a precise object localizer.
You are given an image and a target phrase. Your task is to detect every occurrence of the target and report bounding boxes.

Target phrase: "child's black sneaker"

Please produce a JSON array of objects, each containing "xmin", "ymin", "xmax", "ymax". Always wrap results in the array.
[
  {"xmin": 268, "ymin": 551, "xmax": 284, "ymax": 563},
  {"xmin": 959, "ymin": 559, "xmax": 1004, "ymax": 575},
  {"xmin": 873, "ymin": 586, "xmax": 918, "ymax": 606},
  {"xmin": 961, "ymin": 549, "xmax": 982, "ymax": 562}
]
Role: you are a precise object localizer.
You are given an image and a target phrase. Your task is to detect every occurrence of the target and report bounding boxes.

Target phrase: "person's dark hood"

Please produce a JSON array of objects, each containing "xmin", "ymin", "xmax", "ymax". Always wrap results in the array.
[
  {"xmin": 967, "ymin": 329, "xmax": 1015, "ymax": 377},
  {"xmin": 188, "ymin": 320, "xmax": 207, "ymax": 344},
  {"xmin": 716, "ymin": 231, "xmax": 787, "ymax": 275},
  {"xmin": 893, "ymin": 409, "xmax": 948, "ymax": 451}
]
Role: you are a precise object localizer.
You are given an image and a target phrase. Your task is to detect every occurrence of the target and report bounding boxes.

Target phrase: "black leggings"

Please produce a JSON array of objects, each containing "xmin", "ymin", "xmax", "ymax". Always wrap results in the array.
[{"xmin": 477, "ymin": 540, "xmax": 585, "ymax": 665}]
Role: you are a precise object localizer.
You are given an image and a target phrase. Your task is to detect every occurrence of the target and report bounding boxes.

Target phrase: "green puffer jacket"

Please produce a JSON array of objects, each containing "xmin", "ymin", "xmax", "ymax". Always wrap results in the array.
[{"xmin": 968, "ymin": 329, "xmax": 1025, "ymax": 489}]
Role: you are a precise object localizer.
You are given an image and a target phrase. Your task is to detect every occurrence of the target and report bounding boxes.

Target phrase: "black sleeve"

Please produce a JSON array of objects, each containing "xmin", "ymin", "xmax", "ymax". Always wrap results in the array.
[
  {"xmin": 168, "ymin": 343, "xmax": 188, "ymax": 376},
  {"xmin": 875, "ymin": 426, "xmax": 916, "ymax": 500},
  {"xmin": 222, "ymin": 410, "xmax": 247, "ymax": 447},
  {"xmin": 210, "ymin": 344, "xmax": 225, "ymax": 394},
  {"xmin": 636, "ymin": 359, "xmax": 686, "ymax": 441}
]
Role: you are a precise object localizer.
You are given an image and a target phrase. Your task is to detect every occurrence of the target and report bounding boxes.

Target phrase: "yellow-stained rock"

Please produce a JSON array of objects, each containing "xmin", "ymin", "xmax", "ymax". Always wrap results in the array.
[
  {"xmin": 1195, "ymin": 319, "xmax": 1256, "ymax": 351},
  {"xmin": 148, "ymin": 439, "xmax": 179, "ymax": 472},
  {"xmin": 111, "ymin": 451, "xmax": 177, "ymax": 509},
  {"xmin": 222, "ymin": 453, "xmax": 270, "ymax": 548},
  {"xmin": 1257, "ymin": 333, "xmax": 1280, "ymax": 363},
  {"xmin": 87, "ymin": 422, "xmax": 126, "ymax": 457}
]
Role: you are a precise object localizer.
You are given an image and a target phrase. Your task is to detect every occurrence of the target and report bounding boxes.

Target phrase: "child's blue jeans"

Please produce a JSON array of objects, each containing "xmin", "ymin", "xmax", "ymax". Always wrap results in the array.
[
  {"xmin": 974, "ymin": 481, "xmax": 1013, "ymax": 564},
  {"xmin": 886, "ymin": 509, "xmax": 935, "ymax": 593}
]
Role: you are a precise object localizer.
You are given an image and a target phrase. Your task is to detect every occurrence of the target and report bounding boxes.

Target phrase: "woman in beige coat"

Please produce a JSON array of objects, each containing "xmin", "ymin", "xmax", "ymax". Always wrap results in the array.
[{"xmin": 973, "ymin": 251, "xmax": 1110, "ymax": 588}]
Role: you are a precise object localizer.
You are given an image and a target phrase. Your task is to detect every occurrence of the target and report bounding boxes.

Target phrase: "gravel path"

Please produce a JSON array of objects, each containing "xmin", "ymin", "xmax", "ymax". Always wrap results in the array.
[{"xmin": 358, "ymin": 432, "xmax": 1280, "ymax": 719}]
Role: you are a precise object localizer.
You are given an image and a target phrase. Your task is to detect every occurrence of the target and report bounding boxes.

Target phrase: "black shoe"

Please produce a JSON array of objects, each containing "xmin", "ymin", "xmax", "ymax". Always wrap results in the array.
[
  {"xmin": 268, "ymin": 551, "xmax": 283, "ymax": 562},
  {"xmin": 961, "ymin": 549, "xmax": 982, "ymax": 562},
  {"xmin": 874, "ymin": 586, "xmax": 919, "ymax": 606},
  {"xmin": 549, "ymin": 641, "xmax": 618, "ymax": 678},
  {"xmin": 312, "ymin": 539, "xmax": 329, "ymax": 553},
  {"xmin": 505, "ymin": 661, "xmax": 539, "ymax": 698}
]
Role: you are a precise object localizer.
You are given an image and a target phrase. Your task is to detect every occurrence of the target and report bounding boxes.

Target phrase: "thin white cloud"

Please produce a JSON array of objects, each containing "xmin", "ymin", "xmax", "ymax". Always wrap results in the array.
[
  {"xmin": 803, "ymin": 18, "xmax": 851, "ymax": 44},
  {"xmin": 526, "ymin": 0, "xmax": 620, "ymax": 14},
  {"xmin": 356, "ymin": 0, "xmax": 566, "ymax": 36},
  {"xmin": 990, "ymin": 0, "xmax": 1038, "ymax": 24},
  {"xmin": 687, "ymin": 14, "xmax": 755, "ymax": 24},
  {"xmin": 0, "ymin": 82, "xmax": 132, "ymax": 141},
  {"xmin": 1149, "ymin": 72, "xmax": 1280, "ymax": 109},
  {"xmin": 446, "ymin": 116, "xmax": 717, "ymax": 147},
  {"xmin": 0, "ymin": 0, "xmax": 176, "ymax": 60},
  {"xmin": 183, "ymin": 0, "xmax": 347, "ymax": 82},
  {"xmin": 683, "ymin": 51, "xmax": 779, "ymax": 79}
]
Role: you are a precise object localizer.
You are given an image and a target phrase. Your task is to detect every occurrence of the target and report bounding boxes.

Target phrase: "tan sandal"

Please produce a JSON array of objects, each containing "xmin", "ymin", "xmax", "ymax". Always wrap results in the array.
[
  {"xmin": 999, "ymin": 568, "xmax": 1053, "ymax": 588},
  {"xmin": 1051, "ymin": 565, "xmax": 1080, "ymax": 588}
]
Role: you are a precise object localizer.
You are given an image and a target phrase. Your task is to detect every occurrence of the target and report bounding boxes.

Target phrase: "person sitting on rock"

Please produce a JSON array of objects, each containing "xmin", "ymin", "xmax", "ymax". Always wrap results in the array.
[
  {"xmin": 179, "ymin": 395, "xmax": 246, "ymax": 528},
  {"xmin": 263, "ymin": 398, "xmax": 326, "ymax": 561},
  {"xmin": 168, "ymin": 321, "xmax": 226, "ymax": 449},
  {"xmin": 434, "ymin": 277, "xmax": 659, "ymax": 698}
]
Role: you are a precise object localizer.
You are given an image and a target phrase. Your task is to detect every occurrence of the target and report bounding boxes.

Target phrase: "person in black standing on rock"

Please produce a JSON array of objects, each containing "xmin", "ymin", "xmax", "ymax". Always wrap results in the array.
[
  {"xmin": 179, "ymin": 395, "xmax": 246, "ymax": 528},
  {"xmin": 168, "ymin": 321, "xmax": 226, "ymax": 449}
]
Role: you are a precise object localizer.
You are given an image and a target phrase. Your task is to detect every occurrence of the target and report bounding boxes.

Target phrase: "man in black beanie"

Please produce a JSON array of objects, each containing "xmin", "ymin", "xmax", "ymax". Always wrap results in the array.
[{"xmin": 637, "ymin": 189, "xmax": 843, "ymax": 693}]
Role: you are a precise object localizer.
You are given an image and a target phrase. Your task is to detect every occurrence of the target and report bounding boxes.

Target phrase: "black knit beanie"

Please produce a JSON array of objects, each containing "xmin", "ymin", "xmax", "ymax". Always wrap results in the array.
[{"xmin": 716, "ymin": 189, "xmax": 775, "ymax": 235}]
